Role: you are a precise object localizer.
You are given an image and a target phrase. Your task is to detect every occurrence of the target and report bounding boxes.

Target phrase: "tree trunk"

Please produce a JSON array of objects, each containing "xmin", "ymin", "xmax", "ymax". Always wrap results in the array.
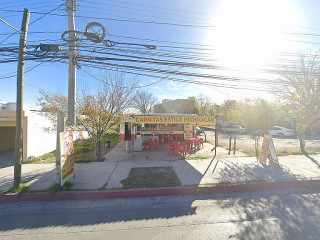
[
  {"xmin": 95, "ymin": 135, "xmax": 102, "ymax": 161},
  {"xmin": 254, "ymin": 136, "xmax": 260, "ymax": 160},
  {"xmin": 298, "ymin": 135, "xmax": 306, "ymax": 154}
]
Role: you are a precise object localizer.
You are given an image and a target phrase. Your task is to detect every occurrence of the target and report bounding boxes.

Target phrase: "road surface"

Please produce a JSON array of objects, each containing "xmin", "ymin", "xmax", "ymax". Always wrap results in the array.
[{"xmin": 1, "ymin": 189, "xmax": 320, "ymax": 239}]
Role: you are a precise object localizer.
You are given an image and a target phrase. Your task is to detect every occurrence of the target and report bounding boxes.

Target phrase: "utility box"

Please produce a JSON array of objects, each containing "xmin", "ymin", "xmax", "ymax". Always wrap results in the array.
[
  {"xmin": 126, "ymin": 140, "xmax": 131, "ymax": 153},
  {"xmin": 133, "ymin": 135, "xmax": 142, "ymax": 152}
]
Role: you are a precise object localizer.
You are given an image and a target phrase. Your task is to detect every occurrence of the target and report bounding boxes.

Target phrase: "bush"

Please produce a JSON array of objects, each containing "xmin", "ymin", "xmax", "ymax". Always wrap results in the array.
[{"xmin": 101, "ymin": 130, "xmax": 120, "ymax": 144}]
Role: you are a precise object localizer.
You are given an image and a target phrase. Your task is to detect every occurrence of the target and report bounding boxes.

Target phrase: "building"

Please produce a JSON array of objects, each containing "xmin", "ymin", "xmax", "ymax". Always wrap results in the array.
[
  {"xmin": 119, "ymin": 113, "xmax": 215, "ymax": 151},
  {"xmin": 0, "ymin": 102, "xmax": 57, "ymax": 162},
  {"xmin": 154, "ymin": 98, "xmax": 198, "ymax": 114}
]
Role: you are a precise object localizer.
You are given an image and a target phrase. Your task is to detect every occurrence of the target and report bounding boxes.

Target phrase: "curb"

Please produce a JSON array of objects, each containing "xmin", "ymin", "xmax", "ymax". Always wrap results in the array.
[{"xmin": 1, "ymin": 179, "xmax": 319, "ymax": 203}]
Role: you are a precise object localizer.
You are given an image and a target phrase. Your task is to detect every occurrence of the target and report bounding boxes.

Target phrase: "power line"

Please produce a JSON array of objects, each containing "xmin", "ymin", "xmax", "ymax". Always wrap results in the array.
[
  {"xmin": 0, "ymin": 61, "xmax": 46, "ymax": 80},
  {"xmin": 0, "ymin": 5, "xmax": 64, "ymax": 45},
  {"xmin": 81, "ymin": 0, "xmax": 220, "ymax": 18},
  {"xmin": 78, "ymin": 4, "xmax": 210, "ymax": 26},
  {"xmin": 26, "ymin": 11, "xmax": 215, "ymax": 29},
  {"xmin": 29, "ymin": 4, "xmax": 64, "ymax": 26},
  {"xmin": 0, "ymin": 17, "xmax": 21, "ymax": 33}
]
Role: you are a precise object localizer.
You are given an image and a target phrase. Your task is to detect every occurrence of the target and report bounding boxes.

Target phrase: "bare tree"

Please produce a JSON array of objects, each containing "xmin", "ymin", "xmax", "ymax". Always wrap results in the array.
[
  {"xmin": 278, "ymin": 52, "xmax": 320, "ymax": 153},
  {"xmin": 131, "ymin": 90, "xmax": 158, "ymax": 114},
  {"xmin": 38, "ymin": 73, "xmax": 136, "ymax": 161}
]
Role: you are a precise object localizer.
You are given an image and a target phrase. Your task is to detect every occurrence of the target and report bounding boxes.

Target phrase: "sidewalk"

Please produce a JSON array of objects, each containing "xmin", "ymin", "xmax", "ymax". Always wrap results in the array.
[{"xmin": 1, "ymin": 142, "xmax": 320, "ymax": 201}]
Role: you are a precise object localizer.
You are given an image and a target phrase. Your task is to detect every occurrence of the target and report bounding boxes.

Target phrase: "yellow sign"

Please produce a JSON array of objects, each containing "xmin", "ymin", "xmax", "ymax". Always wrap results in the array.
[
  {"xmin": 60, "ymin": 131, "xmax": 75, "ymax": 185},
  {"xmin": 134, "ymin": 115, "xmax": 215, "ymax": 126},
  {"xmin": 184, "ymin": 124, "xmax": 193, "ymax": 139}
]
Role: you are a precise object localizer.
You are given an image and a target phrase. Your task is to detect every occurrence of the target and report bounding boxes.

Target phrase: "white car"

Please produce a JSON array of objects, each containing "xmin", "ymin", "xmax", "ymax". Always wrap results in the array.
[
  {"xmin": 222, "ymin": 125, "xmax": 245, "ymax": 134},
  {"xmin": 269, "ymin": 126, "xmax": 296, "ymax": 137}
]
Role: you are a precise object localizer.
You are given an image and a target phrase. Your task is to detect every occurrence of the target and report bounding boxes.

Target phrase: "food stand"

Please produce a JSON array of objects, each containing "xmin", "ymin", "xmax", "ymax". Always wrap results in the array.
[{"xmin": 120, "ymin": 114, "xmax": 215, "ymax": 152}]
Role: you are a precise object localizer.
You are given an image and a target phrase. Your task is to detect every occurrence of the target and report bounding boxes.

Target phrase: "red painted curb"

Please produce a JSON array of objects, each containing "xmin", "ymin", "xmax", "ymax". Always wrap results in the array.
[
  {"xmin": 0, "ymin": 180, "xmax": 319, "ymax": 203},
  {"xmin": 53, "ymin": 187, "xmax": 197, "ymax": 201},
  {"xmin": 0, "ymin": 193, "xmax": 20, "ymax": 203},
  {"xmin": 19, "ymin": 192, "xmax": 55, "ymax": 202}
]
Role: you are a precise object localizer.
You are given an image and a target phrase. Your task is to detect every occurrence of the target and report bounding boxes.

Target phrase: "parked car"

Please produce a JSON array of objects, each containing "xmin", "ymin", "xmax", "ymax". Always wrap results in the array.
[
  {"xmin": 268, "ymin": 126, "xmax": 296, "ymax": 137},
  {"xmin": 195, "ymin": 126, "xmax": 204, "ymax": 135},
  {"xmin": 222, "ymin": 125, "xmax": 245, "ymax": 134}
]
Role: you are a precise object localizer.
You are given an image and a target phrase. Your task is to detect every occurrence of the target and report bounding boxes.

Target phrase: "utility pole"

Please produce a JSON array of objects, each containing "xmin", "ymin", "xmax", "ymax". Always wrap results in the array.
[
  {"xmin": 66, "ymin": 0, "xmax": 77, "ymax": 125},
  {"xmin": 55, "ymin": 111, "xmax": 64, "ymax": 184},
  {"xmin": 13, "ymin": 8, "xmax": 30, "ymax": 188}
]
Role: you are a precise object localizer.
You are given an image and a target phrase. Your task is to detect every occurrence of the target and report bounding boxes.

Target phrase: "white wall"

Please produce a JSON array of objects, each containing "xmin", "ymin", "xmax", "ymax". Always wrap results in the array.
[
  {"xmin": 26, "ymin": 111, "xmax": 56, "ymax": 158},
  {"xmin": 26, "ymin": 111, "xmax": 89, "ymax": 158},
  {"xmin": 0, "ymin": 102, "xmax": 16, "ymax": 111}
]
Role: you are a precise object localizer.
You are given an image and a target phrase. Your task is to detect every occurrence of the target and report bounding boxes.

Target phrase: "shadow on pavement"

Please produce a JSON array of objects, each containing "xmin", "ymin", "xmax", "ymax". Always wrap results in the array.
[
  {"xmin": 0, "ymin": 199, "xmax": 197, "ymax": 231},
  {"xmin": 214, "ymin": 159, "xmax": 298, "ymax": 183},
  {"xmin": 218, "ymin": 189, "xmax": 320, "ymax": 239},
  {"xmin": 305, "ymin": 154, "xmax": 320, "ymax": 168}
]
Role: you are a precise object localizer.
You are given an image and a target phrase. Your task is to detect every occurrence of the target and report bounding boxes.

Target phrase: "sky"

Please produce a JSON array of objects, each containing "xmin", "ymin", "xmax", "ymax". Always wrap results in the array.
[{"xmin": 1, "ymin": 0, "xmax": 320, "ymax": 109}]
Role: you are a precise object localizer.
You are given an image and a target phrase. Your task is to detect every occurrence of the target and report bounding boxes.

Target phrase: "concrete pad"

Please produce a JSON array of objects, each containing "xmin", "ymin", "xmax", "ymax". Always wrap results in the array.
[
  {"xmin": 200, "ymin": 158, "xmax": 260, "ymax": 185},
  {"xmin": 171, "ymin": 160, "xmax": 207, "ymax": 186},
  {"xmin": 0, "ymin": 163, "xmax": 56, "ymax": 191},
  {"xmin": 104, "ymin": 142, "xmax": 183, "ymax": 162},
  {"xmin": 69, "ymin": 162, "xmax": 118, "ymax": 190},
  {"xmin": 216, "ymin": 157, "xmax": 298, "ymax": 182},
  {"xmin": 22, "ymin": 164, "xmax": 55, "ymax": 183},
  {"xmin": 27, "ymin": 169, "xmax": 56, "ymax": 191},
  {"xmin": 0, "ymin": 166, "xmax": 14, "ymax": 191}
]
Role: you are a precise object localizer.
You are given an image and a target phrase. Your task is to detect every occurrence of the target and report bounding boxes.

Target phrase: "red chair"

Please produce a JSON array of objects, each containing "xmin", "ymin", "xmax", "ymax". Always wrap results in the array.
[
  {"xmin": 158, "ymin": 135, "xmax": 165, "ymax": 150},
  {"xmin": 173, "ymin": 142, "xmax": 180, "ymax": 157},
  {"xmin": 168, "ymin": 136, "xmax": 174, "ymax": 145},
  {"xmin": 149, "ymin": 139, "xmax": 159, "ymax": 151},
  {"xmin": 167, "ymin": 144, "xmax": 171, "ymax": 156},
  {"xmin": 194, "ymin": 139, "xmax": 200, "ymax": 150},
  {"xmin": 178, "ymin": 144, "xmax": 187, "ymax": 157},
  {"xmin": 199, "ymin": 138, "xmax": 204, "ymax": 148},
  {"xmin": 185, "ymin": 140, "xmax": 192, "ymax": 154},
  {"xmin": 143, "ymin": 140, "xmax": 150, "ymax": 150}
]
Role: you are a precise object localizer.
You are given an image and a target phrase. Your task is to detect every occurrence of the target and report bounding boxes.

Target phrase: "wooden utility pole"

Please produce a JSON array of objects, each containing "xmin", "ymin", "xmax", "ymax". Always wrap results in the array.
[
  {"xmin": 66, "ymin": 0, "xmax": 77, "ymax": 125},
  {"xmin": 13, "ymin": 8, "xmax": 30, "ymax": 188}
]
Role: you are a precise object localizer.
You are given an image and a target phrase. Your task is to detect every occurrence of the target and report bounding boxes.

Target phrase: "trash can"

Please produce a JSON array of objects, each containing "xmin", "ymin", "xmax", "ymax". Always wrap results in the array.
[{"xmin": 105, "ymin": 141, "xmax": 111, "ymax": 148}]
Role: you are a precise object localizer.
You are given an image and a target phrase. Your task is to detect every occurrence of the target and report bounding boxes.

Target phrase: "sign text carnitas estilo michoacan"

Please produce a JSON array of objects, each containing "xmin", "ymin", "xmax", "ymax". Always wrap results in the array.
[{"xmin": 134, "ymin": 116, "xmax": 215, "ymax": 125}]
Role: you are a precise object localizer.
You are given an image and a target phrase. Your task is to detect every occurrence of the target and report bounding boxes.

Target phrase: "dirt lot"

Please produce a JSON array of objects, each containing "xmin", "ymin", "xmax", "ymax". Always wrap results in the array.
[{"xmin": 204, "ymin": 130, "xmax": 320, "ymax": 154}]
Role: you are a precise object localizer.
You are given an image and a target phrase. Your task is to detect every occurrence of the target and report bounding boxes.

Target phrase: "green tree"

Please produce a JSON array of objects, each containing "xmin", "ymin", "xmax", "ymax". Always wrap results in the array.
[
  {"xmin": 196, "ymin": 94, "xmax": 217, "ymax": 116},
  {"xmin": 183, "ymin": 96, "xmax": 199, "ymax": 114},
  {"xmin": 278, "ymin": 52, "xmax": 320, "ymax": 152},
  {"xmin": 219, "ymin": 100, "xmax": 237, "ymax": 121}
]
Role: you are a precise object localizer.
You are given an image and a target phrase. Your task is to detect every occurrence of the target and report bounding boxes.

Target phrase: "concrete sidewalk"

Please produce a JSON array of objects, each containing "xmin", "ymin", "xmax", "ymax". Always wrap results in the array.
[{"xmin": 1, "ymin": 142, "xmax": 320, "ymax": 195}]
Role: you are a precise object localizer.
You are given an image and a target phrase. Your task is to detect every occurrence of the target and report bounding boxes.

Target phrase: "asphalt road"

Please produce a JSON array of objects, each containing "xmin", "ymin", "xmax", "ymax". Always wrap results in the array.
[{"xmin": 1, "ymin": 189, "xmax": 320, "ymax": 239}]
